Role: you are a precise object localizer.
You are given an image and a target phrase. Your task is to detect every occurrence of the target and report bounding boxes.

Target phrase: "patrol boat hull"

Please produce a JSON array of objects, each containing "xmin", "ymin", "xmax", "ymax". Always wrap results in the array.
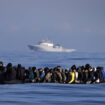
[{"xmin": 28, "ymin": 45, "xmax": 76, "ymax": 52}]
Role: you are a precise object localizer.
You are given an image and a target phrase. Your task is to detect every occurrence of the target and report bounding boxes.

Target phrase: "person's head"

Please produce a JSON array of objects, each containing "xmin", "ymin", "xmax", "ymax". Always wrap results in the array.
[
  {"xmin": 73, "ymin": 69, "xmax": 77, "ymax": 72},
  {"xmin": 65, "ymin": 69, "xmax": 68, "ymax": 73},
  {"xmin": 0, "ymin": 67, "xmax": 5, "ymax": 72},
  {"xmin": 17, "ymin": 64, "xmax": 21, "ymax": 68},
  {"xmin": 42, "ymin": 70, "xmax": 45, "ymax": 73},
  {"xmin": 7, "ymin": 63, "xmax": 12, "ymax": 68},
  {"xmin": 59, "ymin": 69, "xmax": 63, "ymax": 73},
  {"xmin": 71, "ymin": 65, "xmax": 76, "ymax": 71},
  {"xmin": 57, "ymin": 66, "xmax": 61, "ymax": 70},
  {"xmin": 32, "ymin": 66, "xmax": 36, "ymax": 72},
  {"xmin": 93, "ymin": 67, "xmax": 97, "ymax": 72},
  {"xmin": 29, "ymin": 67, "xmax": 32, "ymax": 71},
  {"xmin": 85, "ymin": 64, "xmax": 90, "ymax": 70},
  {"xmin": 49, "ymin": 69, "xmax": 52, "ymax": 73},
  {"xmin": 0, "ymin": 61, "xmax": 3, "ymax": 67},
  {"xmin": 81, "ymin": 66, "xmax": 85, "ymax": 72},
  {"xmin": 39, "ymin": 68, "xmax": 43, "ymax": 72},
  {"xmin": 96, "ymin": 66, "xmax": 102, "ymax": 72},
  {"xmin": 53, "ymin": 67, "xmax": 57, "ymax": 72},
  {"xmin": 44, "ymin": 67, "xmax": 49, "ymax": 73},
  {"xmin": 88, "ymin": 66, "xmax": 92, "ymax": 71},
  {"xmin": 44, "ymin": 67, "xmax": 49, "ymax": 71},
  {"xmin": 77, "ymin": 66, "xmax": 81, "ymax": 72},
  {"xmin": 81, "ymin": 66, "xmax": 84, "ymax": 70}
]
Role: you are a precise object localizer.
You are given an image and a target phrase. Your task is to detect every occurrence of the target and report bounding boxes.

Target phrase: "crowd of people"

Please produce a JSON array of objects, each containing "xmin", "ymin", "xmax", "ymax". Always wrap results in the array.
[{"xmin": 0, "ymin": 61, "xmax": 105, "ymax": 84}]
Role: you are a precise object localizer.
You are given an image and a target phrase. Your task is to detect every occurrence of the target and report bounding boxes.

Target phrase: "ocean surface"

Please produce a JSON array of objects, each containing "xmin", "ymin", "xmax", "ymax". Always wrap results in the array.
[{"xmin": 0, "ymin": 51, "xmax": 105, "ymax": 105}]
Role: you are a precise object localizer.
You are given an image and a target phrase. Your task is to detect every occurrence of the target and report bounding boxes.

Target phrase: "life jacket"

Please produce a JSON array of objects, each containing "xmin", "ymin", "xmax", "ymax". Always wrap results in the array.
[{"xmin": 69, "ymin": 72, "xmax": 75, "ymax": 84}]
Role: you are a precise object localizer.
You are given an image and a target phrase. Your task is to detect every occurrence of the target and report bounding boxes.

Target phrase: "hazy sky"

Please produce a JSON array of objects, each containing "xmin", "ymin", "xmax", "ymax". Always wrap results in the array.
[{"xmin": 0, "ymin": 0, "xmax": 105, "ymax": 52}]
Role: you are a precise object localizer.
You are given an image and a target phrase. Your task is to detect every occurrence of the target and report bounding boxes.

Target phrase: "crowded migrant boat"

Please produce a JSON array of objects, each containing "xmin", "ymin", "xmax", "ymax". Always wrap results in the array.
[{"xmin": 0, "ymin": 61, "xmax": 105, "ymax": 84}]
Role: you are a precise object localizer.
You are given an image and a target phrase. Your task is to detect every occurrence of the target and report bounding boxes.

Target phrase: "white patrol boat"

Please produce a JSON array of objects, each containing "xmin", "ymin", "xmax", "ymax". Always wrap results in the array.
[{"xmin": 28, "ymin": 40, "xmax": 76, "ymax": 52}]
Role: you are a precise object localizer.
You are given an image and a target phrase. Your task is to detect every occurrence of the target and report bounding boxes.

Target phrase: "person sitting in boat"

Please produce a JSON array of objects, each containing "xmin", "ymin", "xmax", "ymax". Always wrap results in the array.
[{"xmin": 0, "ymin": 61, "xmax": 5, "ymax": 84}]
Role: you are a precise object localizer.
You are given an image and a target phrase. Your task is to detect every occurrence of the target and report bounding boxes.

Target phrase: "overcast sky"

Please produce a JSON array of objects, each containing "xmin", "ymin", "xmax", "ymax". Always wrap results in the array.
[{"xmin": 0, "ymin": 0, "xmax": 105, "ymax": 52}]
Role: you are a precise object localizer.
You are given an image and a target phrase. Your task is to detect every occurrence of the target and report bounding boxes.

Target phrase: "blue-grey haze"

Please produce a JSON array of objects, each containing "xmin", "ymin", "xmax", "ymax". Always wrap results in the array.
[{"xmin": 0, "ymin": 0, "xmax": 105, "ymax": 52}]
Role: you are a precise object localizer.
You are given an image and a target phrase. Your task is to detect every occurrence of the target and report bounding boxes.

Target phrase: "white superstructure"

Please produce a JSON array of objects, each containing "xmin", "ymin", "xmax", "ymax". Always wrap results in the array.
[{"xmin": 28, "ymin": 40, "xmax": 76, "ymax": 52}]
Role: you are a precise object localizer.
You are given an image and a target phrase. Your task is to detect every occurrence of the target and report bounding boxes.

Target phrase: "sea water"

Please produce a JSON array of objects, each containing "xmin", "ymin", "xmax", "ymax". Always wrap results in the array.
[{"xmin": 0, "ymin": 51, "xmax": 105, "ymax": 105}]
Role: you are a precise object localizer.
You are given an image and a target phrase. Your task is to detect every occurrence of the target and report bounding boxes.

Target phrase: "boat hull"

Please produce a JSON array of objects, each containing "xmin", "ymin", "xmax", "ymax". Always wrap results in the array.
[{"xmin": 28, "ymin": 45, "xmax": 76, "ymax": 52}]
